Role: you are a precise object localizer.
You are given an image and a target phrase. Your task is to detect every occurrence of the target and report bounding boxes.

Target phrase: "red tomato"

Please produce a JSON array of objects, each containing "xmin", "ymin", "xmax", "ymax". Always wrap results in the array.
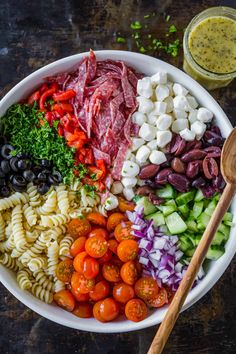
[
  {"xmin": 165, "ymin": 286, "xmax": 174, "ymax": 303},
  {"xmin": 87, "ymin": 212, "xmax": 107, "ymax": 227},
  {"xmin": 70, "ymin": 237, "xmax": 86, "ymax": 257},
  {"xmin": 107, "ymin": 213, "xmax": 127, "ymax": 232},
  {"xmin": 120, "ymin": 261, "xmax": 138, "ymax": 285},
  {"xmin": 53, "ymin": 290, "xmax": 75, "ymax": 312},
  {"xmin": 125, "ymin": 299, "xmax": 148, "ymax": 322},
  {"xmin": 114, "ymin": 221, "xmax": 134, "ymax": 242},
  {"xmin": 93, "ymin": 300, "xmax": 106, "ymax": 322},
  {"xmin": 71, "ymin": 287, "xmax": 90, "ymax": 302},
  {"xmin": 146, "ymin": 288, "xmax": 168, "ymax": 308},
  {"xmin": 134, "ymin": 277, "xmax": 159, "ymax": 301},
  {"xmin": 73, "ymin": 251, "xmax": 87, "ymax": 273},
  {"xmin": 118, "ymin": 197, "xmax": 135, "ymax": 212},
  {"xmin": 113, "ymin": 283, "xmax": 135, "ymax": 304},
  {"xmin": 88, "ymin": 228, "xmax": 109, "ymax": 240},
  {"xmin": 108, "ymin": 239, "xmax": 119, "ymax": 255},
  {"xmin": 83, "ymin": 256, "xmax": 99, "ymax": 279},
  {"xmin": 89, "ymin": 280, "xmax": 110, "ymax": 301},
  {"xmin": 102, "ymin": 263, "xmax": 121, "ymax": 283},
  {"xmin": 73, "ymin": 302, "xmax": 93, "ymax": 318},
  {"xmin": 117, "ymin": 240, "xmax": 139, "ymax": 262},
  {"xmin": 67, "ymin": 218, "xmax": 91, "ymax": 239},
  {"xmin": 85, "ymin": 235, "xmax": 108, "ymax": 258},
  {"xmin": 56, "ymin": 259, "xmax": 74, "ymax": 283},
  {"xmin": 97, "ymin": 249, "xmax": 113, "ymax": 264},
  {"xmin": 93, "ymin": 298, "xmax": 119, "ymax": 322},
  {"xmin": 71, "ymin": 272, "xmax": 95, "ymax": 294}
]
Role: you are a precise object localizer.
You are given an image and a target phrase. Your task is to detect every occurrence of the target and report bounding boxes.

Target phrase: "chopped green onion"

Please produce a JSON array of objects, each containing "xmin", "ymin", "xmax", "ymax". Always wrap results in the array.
[
  {"xmin": 116, "ymin": 36, "xmax": 126, "ymax": 43},
  {"xmin": 166, "ymin": 15, "xmax": 171, "ymax": 22},
  {"xmin": 130, "ymin": 21, "xmax": 142, "ymax": 30},
  {"xmin": 139, "ymin": 46, "xmax": 147, "ymax": 53},
  {"xmin": 169, "ymin": 24, "xmax": 177, "ymax": 33},
  {"xmin": 144, "ymin": 14, "xmax": 150, "ymax": 19}
]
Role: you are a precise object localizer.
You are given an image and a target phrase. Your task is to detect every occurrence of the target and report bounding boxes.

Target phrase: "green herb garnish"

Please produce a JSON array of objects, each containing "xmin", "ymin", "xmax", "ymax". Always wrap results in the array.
[
  {"xmin": 169, "ymin": 24, "xmax": 177, "ymax": 33},
  {"xmin": 116, "ymin": 36, "xmax": 126, "ymax": 43},
  {"xmin": 130, "ymin": 21, "xmax": 142, "ymax": 30}
]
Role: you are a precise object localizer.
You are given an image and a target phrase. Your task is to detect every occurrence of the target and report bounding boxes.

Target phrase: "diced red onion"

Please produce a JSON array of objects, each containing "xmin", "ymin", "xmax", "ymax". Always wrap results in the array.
[{"xmin": 139, "ymin": 257, "xmax": 149, "ymax": 266}]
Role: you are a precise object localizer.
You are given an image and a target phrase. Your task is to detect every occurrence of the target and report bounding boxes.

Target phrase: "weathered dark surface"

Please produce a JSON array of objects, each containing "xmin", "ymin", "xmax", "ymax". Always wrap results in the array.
[{"xmin": 0, "ymin": 1, "xmax": 236, "ymax": 353}]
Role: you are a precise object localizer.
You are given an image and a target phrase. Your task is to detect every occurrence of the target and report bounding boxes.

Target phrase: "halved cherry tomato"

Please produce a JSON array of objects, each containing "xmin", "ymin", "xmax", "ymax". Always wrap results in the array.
[
  {"xmin": 102, "ymin": 263, "xmax": 121, "ymax": 282},
  {"xmin": 112, "ymin": 255, "xmax": 123, "ymax": 268},
  {"xmin": 113, "ymin": 282, "xmax": 135, "ymax": 304},
  {"xmin": 70, "ymin": 237, "xmax": 86, "ymax": 257},
  {"xmin": 165, "ymin": 286, "xmax": 174, "ymax": 303},
  {"xmin": 114, "ymin": 221, "xmax": 134, "ymax": 242},
  {"xmin": 118, "ymin": 197, "xmax": 135, "ymax": 212},
  {"xmin": 134, "ymin": 277, "xmax": 159, "ymax": 301},
  {"xmin": 87, "ymin": 212, "xmax": 107, "ymax": 227},
  {"xmin": 146, "ymin": 288, "xmax": 168, "ymax": 308},
  {"xmin": 73, "ymin": 251, "xmax": 88, "ymax": 273},
  {"xmin": 53, "ymin": 290, "xmax": 75, "ymax": 312},
  {"xmin": 93, "ymin": 300, "xmax": 106, "ymax": 322},
  {"xmin": 107, "ymin": 213, "xmax": 127, "ymax": 232},
  {"xmin": 88, "ymin": 228, "xmax": 109, "ymax": 240},
  {"xmin": 94, "ymin": 298, "xmax": 119, "ymax": 322},
  {"xmin": 97, "ymin": 249, "xmax": 113, "ymax": 264},
  {"xmin": 120, "ymin": 261, "xmax": 138, "ymax": 285},
  {"xmin": 117, "ymin": 240, "xmax": 139, "ymax": 262},
  {"xmin": 108, "ymin": 239, "xmax": 119, "ymax": 255},
  {"xmin": 71, "ymin": 272, "xmax": 95, "ymax": 294},
  {"xmin": 83, "ymin": 256, "xmax": 99, "ymax": 279},
  {"xmin": 67, "ymin": 218, "xmax": 91, "ymax": 239},
  {"xmin": 56, "ymin": 259, "xmax": 74, "ymax": 283},
  {"xmin": 85, "ymin": 235, "xmax": 108, "ymax": 258},
  {"xmin": 125, "ymin": 299, "xmax": 148, "ymax": 322},
  {"xmin": 73, "ymin": 302, "xmax": 93, "ymax": 318},
  {"xmin": 71, "ymin": 287, "xmax": 90, "ymax": 302},
  {"xmin": 89, "ymin": 280, "xmax": 110, "ymax": 301}
]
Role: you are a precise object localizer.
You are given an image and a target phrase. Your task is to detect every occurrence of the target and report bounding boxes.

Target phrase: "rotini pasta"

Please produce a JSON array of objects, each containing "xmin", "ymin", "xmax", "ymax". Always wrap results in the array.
[
  {"xmin": 59, "ymin": 235, "xmax": 74, "ymax": 258},
  {"xmin": 23, "ymin": 204, "xmax": 37, "ymax": 226},
  {"xmin": 27, "ymin": 183, "xmax": 41, "ymax": 207},
  {"xmin": 0, "ymin": 192, "xmax": 29, "ymax": 211},
  {"xmin": 17, "ymin": 269, "xmax": 32, "ymax": 290},
  {"xmin": 0, "ymin": 213, "xmax": 5, "ymax": 241},
  {"xmin": 31, "ymin": 283, "xmax": 53, "ymax": 304},
  {"xmin": 32, "ymin": 270, "xmax": 54, "ymax": 292},
  {"xmin": 56, "ymin": 185, "xmax": 69, "ymax": 214},
  {"xmin": 36, "ymin": 190, "xmax": 57, "ymax": 215},
  {"xmin": 40, "ymin": 214, "xmax": 70, "ymax": 228},
  {"xmin": 28, "ymin": 256, "xmax": 47, "ymax": 272},
  {"xmin": 47, "ymin": 241, "xmax": 59, "ymax": 276},
  {"xmin": 0, "ymin": 253, "xmax": 20, "ymax": 271},
  {"xmin": 12, "ymin": 205, "xmax": 28, "ymax": 253}
]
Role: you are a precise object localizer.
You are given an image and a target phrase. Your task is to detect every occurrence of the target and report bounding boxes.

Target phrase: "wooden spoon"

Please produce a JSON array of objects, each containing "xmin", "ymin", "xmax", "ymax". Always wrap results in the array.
[{"xmin": 148, "ymin": 127, "xmax": 236, "ymax": 354}]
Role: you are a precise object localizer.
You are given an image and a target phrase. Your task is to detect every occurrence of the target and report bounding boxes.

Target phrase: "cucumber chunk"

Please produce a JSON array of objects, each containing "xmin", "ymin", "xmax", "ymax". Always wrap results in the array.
[
  {"xmin": 146, "ymin": 212, "xmax": 165, "ymax": 226},
  {"xmin": 136, "ymin": 196, "xmax": 157, "ymax": 216},
  {"xmin": 223, "ymin": 212, "xmax": 233, "ymax": 222},
  {"xmin": 186, "ymin": 220, "xmax": 198, "ymax": 232},
  {"xmin": 165, "ymin": 212, "xmax": 187, "ymax": 234},
  {"xmin": 190, "ymin": 201, "xmax": 204, "ymax": 219},
  {"xmin": 194, "ymin": 189, "xmax": 204, "ymax": 201},
  {"xmin": 156, "ymin": 184, "xmax": 175, "ymax": 199},
  {"xmin": 178, "ymin": 204, "xmax": 189, "ymax": 218},
  {"xmin": 206, "ymin": 246, "xmax": 224, "ymax": 260},
  {"xmin": 176, "ymin": 190, "xmax": 196, "ymax": 206},
  {"xmin": 162, "ymin": 201, "xmax": 177, "ymax": 216},
  {"xmin": 212, "ymin": 231, "xmax": 227, "ymax": 246},
  {"xmin": 197, "ymin": 213, "xmax": 211, "ymax": 230}
]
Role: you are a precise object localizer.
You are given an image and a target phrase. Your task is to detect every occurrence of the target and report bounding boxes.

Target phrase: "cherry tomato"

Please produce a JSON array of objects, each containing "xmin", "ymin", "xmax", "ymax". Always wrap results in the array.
[
  {"xmin": 134, "ymin": 277, "xmax": 159, "ymax": 301},
  {"xmin": 89, "ymin": 280, "xmax": 110, "ymax": 301},
  {"xmin": 113, "ymin": 282, "xmax": 135, "ymax": 304},
  {"xmin": 87, "ymin": 212, "xmax": 107, "ymax": 227},
  {"xmin": 165, "ymin": 286, "xmax": 174, "ymax": 303},
  {"xmin": 102, "ymin": 263, "xmax": 121, "ymax": 282},
  {"xmin": 83, "ymin": 256, "xmax": 99, "ymax": 279},
  {"xmin": 67, "ymin": 218, "xmax": 91, "ymax": 239},
  {"xmin": 112, "ymin": 255, "xmax": 123, "ymax": 268},
  {"xmin": 88, "ymin": 228, "xmax": 109, "ymax": 240},
  {"xmin": 93, "ymin": 300, "xmax": 106, "ymax": 322},
  {"xmin": 114, "ymin": 221, "xmax": 134, "ymax": 242},
  {"xmin": 56, "ymin": 259, "xmax": 74, "ymax": 283},
  {"xmin": 146, "ymin": 288, "xmax": 168, "ymax": 308},
  {"xmin": 73, "ymin": 251, "xmax": 87, "ymax": 273},
  {"xmin": 125, "ymin": 299, "xmax": 148, "ymax": 322},
  {"xmin": 70, "ymin": 237, "xmax": 86, "ymax": 257},
  {"xmin": 93, "ymin": 298, "xmax": 119, "ymax": 322},
  {"xmin": 71, "ymin": 272, "xmax": 95, "ymax": 294},
  {"xmin": 73, "ymin": 302, "xmax": 93, "ymax": 318},
  {"xmin": 117, "ymin": 240, "xmax": 139, "ymax": 262},
  {"xmin": 107, "ymin": 213, "xmax": 127, "ymax": 232},
  {"xmin": 118, "ymin": 197, "xmax": 135, "ymax": 212},
  {"xmin": 71, "ymin": 287, "xmax": 90, "ymax": 302},
  {"xmin": 97, "ymin": 249, "xmax": 113, "ymax": 264},
  {"xmin": 108, "ymin": 239, "xmax": 119, "ymax": 254},
  {"xmin": 85, "ymin": 235, "xmax": 108, "ymax": 258},
  {"xmin": 120, "ymin": 261, "xmax": 138, "ymax": 285},
  {"xmin": 53, "ymin": 290, "xmax": 75, "ymax": 312}
]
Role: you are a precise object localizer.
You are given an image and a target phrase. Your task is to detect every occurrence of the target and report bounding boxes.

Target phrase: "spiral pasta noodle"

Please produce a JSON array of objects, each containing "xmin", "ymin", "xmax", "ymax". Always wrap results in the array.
[
  {"xmin": 27, "ymin": 183, "xmax": 41, "ymax": 207},
  {"xmin": 0, "ymin": 214, "xmax": 5, "ymax": 241},
  {"xmin": 40, "ymin": 214, "xmax": 70, "ymax": 228},
  {"xmin": 17, "ymin": 269, "xmax": 32, "ymax": 290},
  {"xmin": 56, "ymin": 185, "xmax": 69, "ymax": 214},
  {"xmin": 28, "ymin": 256, "xmax": 47, "ymax": 272},
  {"xmin": 32, "ymin": 270, "xmax": 54, "ymax": 292},
  {"xmin": 19, "ymin": 232, "xmax": 51, "ymax": 265},
  {"xmin": 31, "ymin": 283, "xmax": 53, "ymax": 304},
  {"xmin": 12, "ymin": 205, "xmax": 28, "ymax": 253},
  {"xmin": 59, "ymin": 235, "xmax": 74, "ymax": 258},
  {"xmin": 0, "ymin": 253, "xmax": 19, "ymax": 271},
  {"xmin": 36, "ymin": 190, "xmax": 57, "ymax": 215},
  {"xmin": 47, "ymin": 241, "xmax": 59, "ymax": 276},
  {"xmin": 0, "ymin": 192, "xmax": 29, "ymax": 211},
  {"xmin": 54, "ymin": 278, "xmax": 66, "ymax": 293}
]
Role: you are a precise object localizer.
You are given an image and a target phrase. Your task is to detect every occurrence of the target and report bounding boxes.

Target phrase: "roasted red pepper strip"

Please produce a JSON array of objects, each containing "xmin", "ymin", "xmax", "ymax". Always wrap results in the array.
[
  {"xmin": 53, "ymin": 89, "xmax": 76, "ymax": 102},
  {"xmin": 28, "ymin": 90, "xmax": 41, "ymax": 105},
  {"xmin": 82, "ymin": 177, "xmax": 106, "ymax": 192},
  {"xmin": 45, "ymin": 111, "xmax": 57, "ymax": 126},
  {"xmin": 53, "ymin": 103, "xmax": 74, "ymax": 114},
  {"xmin": 40, "ymin": 83, "xmax": 49, "ymax": 93},
  {"xmin": 88, "ymin": 166, "xmax": 104, "ymax": 180},
  {"xmin": 75, "ymin": 148, "xmax": 94, "ymax": 165},
  {"xmin": 58, "ymin": 124, "xmax": 64, "ymax": 136},
  {"xmin": 39, "ymin": 83, "xmax": 58, "ymax": 111},
  {"xmin": 96, "ymin": 159, "xmax": 106, "ymax": 179}
]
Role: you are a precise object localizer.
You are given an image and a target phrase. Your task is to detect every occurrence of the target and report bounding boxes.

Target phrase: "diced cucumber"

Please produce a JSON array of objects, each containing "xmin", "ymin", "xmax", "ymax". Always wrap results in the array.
[
  {"xmin": 224, "ymin": 221, "xmax": 233, "ymax": 227},
  {"xmin": 223, "ymin": 212, "xmax": 233, "ymax": 222},
  {"xmin": 163, "ymin": 203, "xmax": 177, "ymax": 216},
  {"xmin": 176, "ymin": 190, "xmax": 196, "ymax": 206},
  {"xmin": 197, "ymin": 213, "xmax": 211, "ymax": 230},
  {"xmin": 182, "ymin": 233, "xmax": 196, "ymax": 247},
  {"xmin": 218, "ymin": 223, "xmax": 230, "ymax": 238},
  {"xmin": 136, "ymin": 196, "xmax": 157, "ymax": 216},
  {"xmin": 194, "ymin": 189, "xmax": 204, "ymax": 201},
  {"xmin": 212, "ymin": 231, "xmax": 227, "ymax": 246},
  {"xmin": 178, "ymin": 204, "xmax": 189, "ymax": 218},
  {"xmin": 159, "ymin": 225, "xmax": 169, "ymax": 234},
  {"xmin": 146, "ymin": 212, "xmax": 165, "ymax": 226},
  {"xmin": 204, "ymin": 199, "xmax": 217, "ymax": 216},
  {"xmin": 193, "ymin": 234, "xmax": 201, "ymax": 246},
  {"xmin": 186, "ymin": 220, "xmax": 198, "ymax": 232},
  {"xmin": 133, "ymin": 195, "xmax": 143, "ymax": 203},
  {"xmin": 165, "ymin": 212, "xmax": 187, "ymax": 234},
  {"xmin": 189, "ymin": 201, "xmax": 204, "ymax": 219},
  {"xmin": 156, "ymin": 184, "xmax": 175, "ymax": 199},
  {"xmin": 185, "ymin": 248, "xmax": 195, "ymax": 257},
  {"xmin": 206, "ymin": 246, "xmax": 224, "ymax": 260},
  {"xmin": 179, "ymin": 236, "xmax": 193, "ymax": 252}
]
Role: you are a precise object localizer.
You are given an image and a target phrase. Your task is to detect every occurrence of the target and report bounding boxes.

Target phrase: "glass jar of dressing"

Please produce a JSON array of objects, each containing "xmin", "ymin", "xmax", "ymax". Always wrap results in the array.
[{"xmin": 183, "ymin": 7, "xmax": 236, "ymax": 90}]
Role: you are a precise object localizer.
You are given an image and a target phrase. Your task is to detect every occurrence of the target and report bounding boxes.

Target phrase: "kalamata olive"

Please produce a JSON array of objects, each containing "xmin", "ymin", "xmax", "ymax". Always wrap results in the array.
[
  {"xmin": 212, "ymin": 175, "xmax": 226, "ymax": 190},
  {"xmin": 17, "ymin": 159, "xmax": 28, "ymax": 171},
  {"xmin": 191, "ymin": 177, "xmax": 206, "ymax": 188},
  {"xmin": 1, "ymin": 160, "xmax": 10, "ymax": 174},
  {"xmin": 23, "ymin": 170, "xmax": 36, "ymax": 182},
  {"xmin": 175, "ymin": 139, "xmax": 186, "ymax": 156},
  {"xmin": 139, "ymin": 164, "xmax": 160, "ymax": 180},
  {"xmin": 0, "ymin": 136, "xmax": 7, "ymax": 146},
  {"xmin": 41, "ymin": 169, "xmax": 51, "ymax": 175},
  {"xmin": 1, "ymin": 144, "xmax": 15, "ymax": 160},
  {"xmin": 40, "ymin": 159, "xmax": 52, "ymax": 168},
  {"xmin": 148, "ymin": 193, "xmax": 164, "ymax": 205},
  {"xmin": 12, "ymin": 175, "xmax": 27, "ymax": 187},
  {"xmin": 37, "ymin": 183, "xmax": 50, "ymax": 195},
  {"xmin": 183, "ymin": 140, "xmax": 202, "ymax": 153},
  {"xmin": 136, "ymin": 186, "xmax": 154, "ymax": 196},
  {"xmin": 168, "ymin": 173, "xmax": 190, "ymax": 192},
  {"xmin": 17, "ymin": 152, "xmax": 30, "ymax": 159},
  {"xmin": 0, "ymin": 169, "xmax": 5, "ymax": 178},
  {"xmin": 171, "ymin": 158, "xmax": 186, "ymax": 174},
  {"xmin": 155, "ymin": 168, "xmax": 173, "ymax": 185},
  {"xmin": 203, "ymin": 131, "xmax": 225, "ymax": 146},
  {"xmin": 204, "ymin": 146, "xmax": 221, "ymax": 158},
  {"xmin": 37, "ymin": 172, "xmax": 47, "ymax": 182},
  {"xmin": 181, "ymin": 149, "xmax": 207, "ymax": 163},
  {"xmin": 211, "ymin": 125, "xmax": 222, "ymax": 136},
  {"xmin": 10, "ymin": 157, "xmax": 19, "ymax": 172},
  {"xmin": 0, "ymin": 185, "xmax": 11, "ymax": 197},
  {"xmin": 202, "ymin": 157, "xmax": 219, "ymax": 179},
  {"xmin": 186, "ymin": 160, "xmax": 202, "ymax": 179},
  {"xmin": 201, "ymin": 185, "xmax": 216, "ymax": 198},
  {"xmin": 0, "ymin": 178, "xmax": 6, "ymax": 186},
  {"xmin": 48, "ymin": 171, "xmax": 62, "ymax": 185}
]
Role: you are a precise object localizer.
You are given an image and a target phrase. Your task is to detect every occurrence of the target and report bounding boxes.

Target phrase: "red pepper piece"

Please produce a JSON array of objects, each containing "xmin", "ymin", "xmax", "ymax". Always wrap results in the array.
[
  {"xmin": 53, "ymin": 89, "xmax": 76, "ymax": 102},
  {"xmin": 82, "ymin": 177, "xmax": 106, "ymax": 192},
  {"xmin": 53, "ymin": 103, "xmax": 74, "ymax": 114},
  {"xmin": 45, "ymin": 111, "xmax": 57, "ymax": 126},
  {"xmin": 39, "ymin": 83, "xmax": 49, "ymax": 93},
  {"xmin": 58, "ymin": 124, "xmax": 64, "ymax": 136},
  {"xmin": 39, "ymin": 83, "xmax": 58, "ymax": 111},
  {"xmin": 96, "ymin": 160, "xmax": 106, "ymax": 179},
  {"xmin": 88, "ymin": 166, "xmax": 104, "ymax": 180},
  {"xmin": 28, "ymin": 90, "xmax": 40, "ymax": 105}
]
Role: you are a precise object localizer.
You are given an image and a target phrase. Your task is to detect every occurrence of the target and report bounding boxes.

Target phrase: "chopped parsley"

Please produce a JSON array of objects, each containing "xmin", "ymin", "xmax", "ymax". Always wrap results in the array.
[
  {"xmin": 116, "ymin": 36, "xmax": 126, "ymax": 43},
  {"xmin": 169, "ymin": 24, "xmax": 177, "ymax": 33},
  {"xmin": 84, "ymin": 184, "xmax": 96, "ymax": 198},
  {"xmin": 130, "ymin": 21, "xmax": 142, "ymax": 30}
]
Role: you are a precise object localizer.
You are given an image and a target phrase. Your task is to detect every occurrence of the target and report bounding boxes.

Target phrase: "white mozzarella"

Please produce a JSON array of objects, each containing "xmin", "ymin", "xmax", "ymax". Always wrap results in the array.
[
  {"xmin": 166, "ymin": 82, "xmax": 174, "ymax": 96},
  {"xmin": 173, "ymin": 95, "xmax": 190, "ymax": 111},
  {"xmin": 150, "ymin": 71, "xmax": 167, "ymax": 85},
  {"xmin": 147, "ymin": 139, "xmax": 158, "ymax": 150},
  {"xmin": 123, "ymin": 187, "xmax": 135, "ymax": 201},
  {"xmin": 137, "ymin": 97, "xmax": 154, "ymax": 114},
  {"xmin": 137, "ymin": 77, "xmax": 153, "ymax": 98},
  {"xmin": 164, "ymin": 96, "xmax": 174, "ymax": 113},
  {"xmin": 197, "ymin": 107, "xmax": 213, "ymax": 123},
  {"xmin": 188, "ymin": 109, "xmax": 198, "ymax": 124},
  {"xmin": 104, "ymin": 194, "xmax": 119, "ymax": 211},
  {"xmin": 136, "ymin": 145, "xmax": 151, "ymax": 165},
  {"xmin": 173, "ymin": 83, "xmax": 188, "ymax": 96},
  {"xmin": 132, "ymin": 111, "xmax": 147, "ymax": 126},
  {"xmin": 187, "ymin": 95, "xmax": 198, "ymax": 109},
  {"xmin": 129, "ymin": 153, "xmax": 137, "ymax": 162},
  {"xmin": 152, "ymin": 101, "xmax": 167, "ymax": 115},
  {"xmin": 156, "ymin": 114, "xmax": 172, "ymax": 131},
  {"xmin": 173, "ymin": 108, "xmax": 187, "ymax": 119},
  {"xmin": 121, "ymin": 161, "xmax": 140, "ymax": 177},
  {"xmin": 149, "ymin": 150, "xmax": 167, "ymax": 164},
  {"xmin": 147, "ymin": 113, "xmax": 158, "ymax": 125},
  {"xmin": 155, "ymin": 85, "xmax": 169, "ymax": 101},
  {"xmin": 139, "ymin": 123, "xmax": 156, "ymax": 141},
  {"xmin": 111, "ymin": 181, "xmax": 123, "ymax": 195},
  {"xmin": 131, "ymin": 138, "xmax": 145, "ymax": 152},
  {"xmin": 121, "ymin": 177, "xmax": 137, "ymax": 188},
  {"xmin": 191, "ymin": 121, "xmax": 206, "ymax": 140},
  {"xmin": 172, "ymin": 119, "xmax": 189, "ymax": 133},
  {"xmin": 179, "ymin": 128, "xmax": 196, "ymax": 141},
  {"xmin": 137, "ymin": 179, "xmax": 146, "ymax": 186},
  {"xmin": 156, "ymin": 130, "xmax": 172, "ymax": 148}
]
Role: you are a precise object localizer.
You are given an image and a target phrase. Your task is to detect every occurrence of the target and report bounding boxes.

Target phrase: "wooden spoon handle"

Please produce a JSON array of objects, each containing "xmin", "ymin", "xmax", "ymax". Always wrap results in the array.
[{"xmin": 148, "ymin": 183, "xmax": 235, "ymax": 354}]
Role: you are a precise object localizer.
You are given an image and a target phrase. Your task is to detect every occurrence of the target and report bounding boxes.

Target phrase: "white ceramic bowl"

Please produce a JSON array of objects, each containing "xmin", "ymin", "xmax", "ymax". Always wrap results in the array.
[{"xmin": 0, "ymin": 50, "xmax": 235, "ymax": 333}]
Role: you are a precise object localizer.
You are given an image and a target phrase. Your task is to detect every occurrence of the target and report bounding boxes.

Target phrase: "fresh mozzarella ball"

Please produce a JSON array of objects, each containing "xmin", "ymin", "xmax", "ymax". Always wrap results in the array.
[
  {"xmin": 164, "ymin": 96, "xmax": 174, "ymax": 113},
  {"xmin": 121, "ymin": 161, "xmax": 140, "ymax": 177},
  {"xmin": 173, "ymin": 108, "xmax": 187, "ymax": 119},
  {"xmin": 166, "ymin": 82, "xmax": 174, "ymax": 96},
  {"xmin": 155, "ymin": 85, "xmax": 169, "ymax": 101},
  {"xmin": 156, "ymin": 114, "xmax": 172, "ymax": 131},
  {"xmin": 152, "ymin": 101, "xmax": 167, "ymax": 115},
  {"xmin": 137, "ymin": 97, "xmax": 154, "ymax": 114},
  {"xmin": 179, "ymin": 128, "xmax": 196, "ymax": 141},
  {"xmin": 137, "ymin": 77, "xmax": 153, "ymax": 98},
  {"xmin": 147, "ymin": 139, "xmax": 158, "ymax": 150},
  {"xmin": 111, "ymin": 181, "xmax": 123, "ymax": 195},
  {"xmin": 121, "ymin": 177, "xmax": 137, "ymax": 188},
  {"xmin": 188, "ymin": 109, "xmax": 198, "ymax": 124},
  {"xmin": 104, "ymin": 194, "xmax": 119, "ymax": 211},
  {"xmin": 136, "ymin": 145, "xmax": 151, "ymax": 165},
  {"xmin": 147, "ymin": 113, "xmax": 158, "ymax": 125},
  {"xmin": 173, "ymin": 95, "xmax": 190, "ymax": 111},
  {"xmin": 125, "ymin": 149, "xmax": 132, "ymax": 159},
  {"xmin": 137, "ymin": 179, "xmax": 146, "ymax": 186},
  {"xmin": 187, "ymin": 95, "xmax": 198, "ymax": 109},
  {"xmin": 197, "ymin": 107, "xmax": 213, "ymax": 123},
  {"xmin": 156, "ymin": 130, "xmax": 172, "ymax": 148},
  {"xmin": 139, "ymin": 123, "xmax": 156, "ymax": 141},
  {"xmin": 131, "ymin": 138, "xmax": 145, "ymax": 152},
  {"xmin": 149, "ymin": 150, "xmax": 167, "ymax": 164},
  {"xmin": 172, "ymin": 119, "xmax": 189, "ymax": 133},
  {"xmin": 123, "ymin": 187, "xmax": 135, "ymax": 201},
  {"xmin": 150, "ymin": 71, "xmax": 167, "ymax": 85},
  {"xmin": 173, "ymin": 83, "xmax": 188, "ymax": 96},
  {"xmin": 191, "ymin": 121, "xmax": 206, "ymax": 140},
  {"xmin": 132, "ymin": 111, "xmax": 147, "ymax": 126},
  {"xmin": 129, "ymin": 153, "xmax": 137, "ymax": 162}
]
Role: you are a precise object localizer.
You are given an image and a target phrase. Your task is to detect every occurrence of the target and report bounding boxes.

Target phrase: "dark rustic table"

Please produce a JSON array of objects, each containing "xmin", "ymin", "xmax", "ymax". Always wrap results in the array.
[{"xmin": 0, "ymin": 1, "xmax": 236, "ymax": 353}]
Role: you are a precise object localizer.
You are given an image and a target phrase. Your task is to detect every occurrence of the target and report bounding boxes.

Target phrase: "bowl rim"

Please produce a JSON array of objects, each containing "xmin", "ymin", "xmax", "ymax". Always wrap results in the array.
[{"xmin": 0, "ymin": 50, "xmax": 235, "ymax": 333}]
